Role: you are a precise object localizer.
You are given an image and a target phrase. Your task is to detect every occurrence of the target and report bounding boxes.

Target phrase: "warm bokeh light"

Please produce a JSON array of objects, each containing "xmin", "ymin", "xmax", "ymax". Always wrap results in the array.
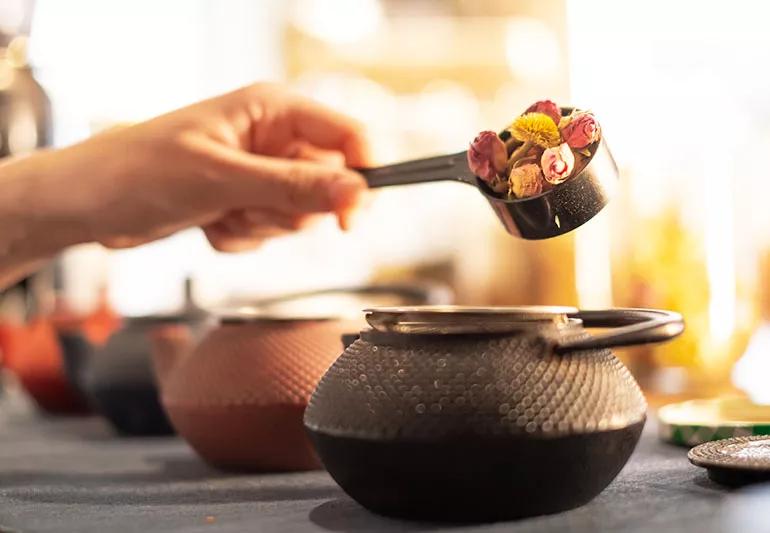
[
  {"xmin": 0, "ymin": 0, "xmax": 27, "ymax": 36},
  {"xmin": 290, "ymin": 0, "xmax": 383, "ymax": 45},
  {"xmin": 732, "ymin": 324, "xmax": 770, "ymax": 404},
  {"xmin": 567, "ymin": 0, "xmax": 769, "ymax": 387},
  {"xmin": 504, "ymin": 17, "xmax": 561, "ymax": 82},
  {"xmin": 0, "ymin": 58, "xmax": 14, "ymax": 91},
  {"xmin": 2, "ymin": 0, "xmax": 768, "ymax": 395}
]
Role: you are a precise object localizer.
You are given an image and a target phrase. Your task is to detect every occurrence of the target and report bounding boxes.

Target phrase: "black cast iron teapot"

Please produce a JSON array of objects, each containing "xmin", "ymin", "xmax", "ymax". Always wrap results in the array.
[{"xmin": 304, "ymin": 306, "xmax": 684, "ymax": 522}]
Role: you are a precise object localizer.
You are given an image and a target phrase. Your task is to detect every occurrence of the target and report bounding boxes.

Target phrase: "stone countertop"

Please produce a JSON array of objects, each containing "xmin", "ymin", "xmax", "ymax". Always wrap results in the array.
[{"xmin": 0, "ymin": 389, "xmax": 768, "ymax": 533}]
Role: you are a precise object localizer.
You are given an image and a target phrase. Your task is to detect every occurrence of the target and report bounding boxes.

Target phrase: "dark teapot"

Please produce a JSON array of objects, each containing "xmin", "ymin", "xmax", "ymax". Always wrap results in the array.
[
  {"xmin": 304, "ymin": 306, "xmax": 684, "ymax": 522},
  {"xmin": 61, "ymin": 283, "xmax": 209, "ymax": 436}
]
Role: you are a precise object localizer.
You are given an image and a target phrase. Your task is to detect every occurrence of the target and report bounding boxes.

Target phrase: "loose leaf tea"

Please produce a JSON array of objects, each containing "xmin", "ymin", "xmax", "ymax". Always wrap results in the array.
[{"xmin": 467, "ymin": 100, "xmax": 602, "ymax": 199}]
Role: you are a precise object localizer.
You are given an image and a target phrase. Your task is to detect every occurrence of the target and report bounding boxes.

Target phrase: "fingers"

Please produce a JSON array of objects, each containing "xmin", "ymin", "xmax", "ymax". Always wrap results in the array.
[
  {"xmin": 283, "ymin": 141, "xmax": 347, "ymax": 168},
  {"xmin": 201, "ymin": 209, "xmax": 323, "ymax": 253},
  {"xmin": 187, "ymin": 84, "xmax": 373, "ymax": 244},
  {"xmin": 218, "ymin": 210, "xmax": 297, "ymax": 239},
  {"xmin": 202, "ymin": 222, "xmax": 267, "ymax": 253},
  {"xmin": 278, "ymin": 142, "xmax": 356, "ymax": 230},
  {"xmin": 209, "ymin": 145, "xmax": 367, "ymax": 217},
  {"xmin": 286, "ymin": 94, "xmax": 372, "ymax": 168},
  {"xmin": 240, "ymin": 209, "xmax": 322, "ymax": 231}
]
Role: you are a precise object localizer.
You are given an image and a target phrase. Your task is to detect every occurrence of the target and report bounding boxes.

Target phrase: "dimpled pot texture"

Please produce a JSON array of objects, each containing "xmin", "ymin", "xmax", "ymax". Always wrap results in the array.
[
  {"xmin": 304, "ymin": 325, "xmax": 647, "ymax": 522},
  {"xmin": 158, "ymin": 319, "xmax": 360, "ymax": 472}
]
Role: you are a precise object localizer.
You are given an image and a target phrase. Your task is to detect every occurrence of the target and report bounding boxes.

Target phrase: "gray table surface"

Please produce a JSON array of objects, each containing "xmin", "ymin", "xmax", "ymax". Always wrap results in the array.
[{"xmin": 1, "ymin": 389, "xmax": 770, "ymax": 533}]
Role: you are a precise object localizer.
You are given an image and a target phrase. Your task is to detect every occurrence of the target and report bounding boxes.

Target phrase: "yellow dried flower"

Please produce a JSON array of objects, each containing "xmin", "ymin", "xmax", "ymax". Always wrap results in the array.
[{"xmin": 508, "ymin": 112, "xmax": 562, "ymax": 148}]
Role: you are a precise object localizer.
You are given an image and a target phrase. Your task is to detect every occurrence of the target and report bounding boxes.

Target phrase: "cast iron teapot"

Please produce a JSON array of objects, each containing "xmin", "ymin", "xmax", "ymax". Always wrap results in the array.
[{"xmin": 304, "ymin": 306, "xmax": 684, "ymax": 521}]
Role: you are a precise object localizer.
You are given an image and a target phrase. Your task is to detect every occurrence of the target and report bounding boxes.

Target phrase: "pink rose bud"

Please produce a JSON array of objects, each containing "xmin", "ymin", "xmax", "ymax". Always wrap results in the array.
[
  {"xmin": 560, "ymin": 111, "xmax": 601, "ymax": 149},
  {"xmin": 467, "ymin": 131, "xmax": 508, "ymax": 182},
  {"xmin": 525, "ymin": 100, "xmax": 562, "ymax": 126},
  {"xmin": 540, "ymin": 143, "xmax": 575, "ymax": 184},
  {"xmin": 509, "ymin": 163, "xmax": 544, "ymax": 198}
]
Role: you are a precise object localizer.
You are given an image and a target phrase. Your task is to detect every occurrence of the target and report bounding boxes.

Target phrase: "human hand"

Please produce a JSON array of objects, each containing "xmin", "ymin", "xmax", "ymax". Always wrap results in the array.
[{"xmin": 5, "ymin": 83, "xmax": 370, "ymax": 257}]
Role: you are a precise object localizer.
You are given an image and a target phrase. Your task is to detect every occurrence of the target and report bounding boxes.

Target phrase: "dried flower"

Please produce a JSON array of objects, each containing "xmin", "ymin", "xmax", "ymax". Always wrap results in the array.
[
  {"xmin": 509, "ymin": 163, "xmax": 545, "ymax": 198},
  {"xmin": 525, "ymin": 100, "xmax": 562, "ymax": 126},
  {"xmin": 540, "ymin": 143, "xmax": 575, "ymax": 184},
  {"xmin": 560, "ymin": 111, "xmax": 601, "ymax": 149},
  {"xmin": 467, "ymin": 131, "xmax": 508, "ymax": 182},
  {"xmin": 487, "ymin": 176, "xmax": 509, "ymax": 194},
  {"xmin": 508, "ymin": 113, "xmax": 562, "ymax": 149},
  {"xmin": 469, "ymin": 103, "xmax": 601, "ymax": 200}
]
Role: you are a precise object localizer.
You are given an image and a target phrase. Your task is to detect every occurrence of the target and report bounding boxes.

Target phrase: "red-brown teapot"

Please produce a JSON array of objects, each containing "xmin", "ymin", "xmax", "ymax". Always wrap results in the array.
[{"xmin": 153, "ymin": 284, "xmax": 452, "ymax": 472}]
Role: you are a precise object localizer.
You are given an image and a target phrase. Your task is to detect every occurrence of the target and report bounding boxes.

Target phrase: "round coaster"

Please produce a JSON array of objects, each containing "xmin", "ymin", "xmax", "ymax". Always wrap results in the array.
[
  {"xmin": 658, "ymin": 397, "xmax": 770, "ymax": 447},
  {"xmin": 689, "ymin": 435, "xmax": 770, "ymax": 486}
]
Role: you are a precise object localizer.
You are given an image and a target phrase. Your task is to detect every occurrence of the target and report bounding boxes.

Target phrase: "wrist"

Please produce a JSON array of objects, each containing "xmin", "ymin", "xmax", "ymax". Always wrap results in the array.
[{"xmin": 0, "ymin": 151, "xmax": 89, "ymax": 262}]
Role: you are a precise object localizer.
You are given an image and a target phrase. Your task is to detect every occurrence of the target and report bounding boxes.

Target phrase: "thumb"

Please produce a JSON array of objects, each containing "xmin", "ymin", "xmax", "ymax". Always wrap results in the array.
[{"xmin": 210, "ymin": 146, "xmax": 367, "ymax": 216}]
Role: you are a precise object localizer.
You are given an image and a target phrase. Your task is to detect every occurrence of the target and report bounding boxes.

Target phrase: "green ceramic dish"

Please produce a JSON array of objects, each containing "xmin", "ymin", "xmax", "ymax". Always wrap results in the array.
[{"xmin": 658, "ymin": 397, "xmax": 770, "ymax": 447}]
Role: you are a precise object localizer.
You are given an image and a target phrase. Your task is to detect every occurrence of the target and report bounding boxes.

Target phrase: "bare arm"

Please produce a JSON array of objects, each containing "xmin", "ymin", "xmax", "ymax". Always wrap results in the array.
[
  {"xmin": 0, "ymin": 152, "xmax": 86, "ymax": 287},
  {"xmin": 0, "ymin": 83, "xmax": 370, "ymax": 290}
]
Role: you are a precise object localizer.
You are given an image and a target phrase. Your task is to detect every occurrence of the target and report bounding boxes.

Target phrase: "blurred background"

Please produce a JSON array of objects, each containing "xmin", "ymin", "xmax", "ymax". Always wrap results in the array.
[{"xmin": 2, "ymin": 0, "xmax": 770, "ymax": 403}]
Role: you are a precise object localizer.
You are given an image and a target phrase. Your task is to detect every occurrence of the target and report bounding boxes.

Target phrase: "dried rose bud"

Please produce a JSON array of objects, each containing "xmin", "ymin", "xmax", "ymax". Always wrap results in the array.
[
  {"xmin": 525, "ymin": 100, "xmax": 562, "ymax": 126},
  {"xmin": 467, "ymin": 131, "xmax": 508, "ymax": 182},
  {"xmin": 540, "ymin": 143, "xmax": 575, "ymax": 184},
  {"xmin": 560, "ymin": 111, "xmax": 601, "ymax": 149},
  {"xmin": 509, "ymin": 163, "xmax": 545, "ymax": 198}
]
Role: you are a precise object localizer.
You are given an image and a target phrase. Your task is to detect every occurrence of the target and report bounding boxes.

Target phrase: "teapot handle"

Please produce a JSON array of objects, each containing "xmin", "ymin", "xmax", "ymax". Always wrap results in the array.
[{"xmin": 555, "ymin": 308, "xmax": 684, "ymax": 354}]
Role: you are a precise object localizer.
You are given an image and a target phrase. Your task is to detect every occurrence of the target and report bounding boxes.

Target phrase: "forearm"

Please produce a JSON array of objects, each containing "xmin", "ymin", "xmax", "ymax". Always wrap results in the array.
[
  {"xmin": 0, "ymin": 84, "xmax": 372, "ymax": 289},
  {"xmin": 0, "ymin": 152, "xmax": 88, "ymax": 289}
]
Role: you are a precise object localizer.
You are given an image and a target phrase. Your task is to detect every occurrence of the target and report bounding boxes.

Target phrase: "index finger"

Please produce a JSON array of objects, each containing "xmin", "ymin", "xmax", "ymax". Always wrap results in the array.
[{"xmin": 287, "ymin": 95, "xmax": 373, "ymax": 168}]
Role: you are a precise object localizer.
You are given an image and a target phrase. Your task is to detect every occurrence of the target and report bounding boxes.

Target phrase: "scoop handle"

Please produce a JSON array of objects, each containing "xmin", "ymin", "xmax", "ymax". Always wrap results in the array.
[
  {"xmin": 555, "ymin": 308, "xmax": 684, "ymax": 354},
  {"xmin": 356, "ymin": 151, "xmax": 475, "ymax": 188}
]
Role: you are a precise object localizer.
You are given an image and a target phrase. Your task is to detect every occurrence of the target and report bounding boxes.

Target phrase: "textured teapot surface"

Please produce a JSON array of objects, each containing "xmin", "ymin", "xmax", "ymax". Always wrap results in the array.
[
  {"xmin": 304, "ymin": 305, "xmax": 683, "ymax": 521},
  {"xmin": 160, "ymin": 318, "xmax": 360, "ymax": 472},
  {"xmin": 305, "ymin": 324, "xmax": 647, "ymax": 440},
  {"xmin": 162, "ymin": 320, "xmax": 355, "ymax": 407}
]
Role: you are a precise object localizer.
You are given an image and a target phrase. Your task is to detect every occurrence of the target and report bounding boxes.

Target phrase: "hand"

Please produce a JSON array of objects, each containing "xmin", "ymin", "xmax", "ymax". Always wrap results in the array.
[{"xmin": 3, "ymin": 83, "xmax": 370, "ymax": 258}]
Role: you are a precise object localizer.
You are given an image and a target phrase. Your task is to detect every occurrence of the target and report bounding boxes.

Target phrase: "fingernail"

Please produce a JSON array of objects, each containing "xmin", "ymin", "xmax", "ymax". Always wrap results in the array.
[
  {"xmin": 329, "ymin": 175, "xmax": 365, "ymax": 210},
  {"xmin": 337, "ymin": 212, "xmax": 349, "ymax": 232},
  {"xmin": 337, "ymin": 202, "xmax": 366, "ymax": 232}
]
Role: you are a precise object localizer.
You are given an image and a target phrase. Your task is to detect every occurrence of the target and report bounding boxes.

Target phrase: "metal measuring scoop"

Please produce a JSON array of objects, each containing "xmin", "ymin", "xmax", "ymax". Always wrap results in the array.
[{"xmin": 357, "ymin": 109, "xmax": 618, "ymax": 239}]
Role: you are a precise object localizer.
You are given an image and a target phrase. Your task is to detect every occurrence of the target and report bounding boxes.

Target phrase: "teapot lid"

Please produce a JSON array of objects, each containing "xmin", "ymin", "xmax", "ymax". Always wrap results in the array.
[
  {"xmin": 215, "ymin": 305, "xmax": 339, "ymax": 324},
  {"xmin": 364, "ymin": 305, "xmax": 577, "ymax": 335},
  {"xmin": 122, "ymin": 312, "xmax": 202, "ymax": 325},
  {"xmin": 214, "ymin": 284, "xmax": 455, "ymax": 324}
]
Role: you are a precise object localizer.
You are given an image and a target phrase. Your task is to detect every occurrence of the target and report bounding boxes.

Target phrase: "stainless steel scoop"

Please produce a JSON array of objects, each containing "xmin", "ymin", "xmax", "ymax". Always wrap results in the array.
[{"xmin": 357, "ymin": 111, "xmax": 618, "ymax": 239}]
